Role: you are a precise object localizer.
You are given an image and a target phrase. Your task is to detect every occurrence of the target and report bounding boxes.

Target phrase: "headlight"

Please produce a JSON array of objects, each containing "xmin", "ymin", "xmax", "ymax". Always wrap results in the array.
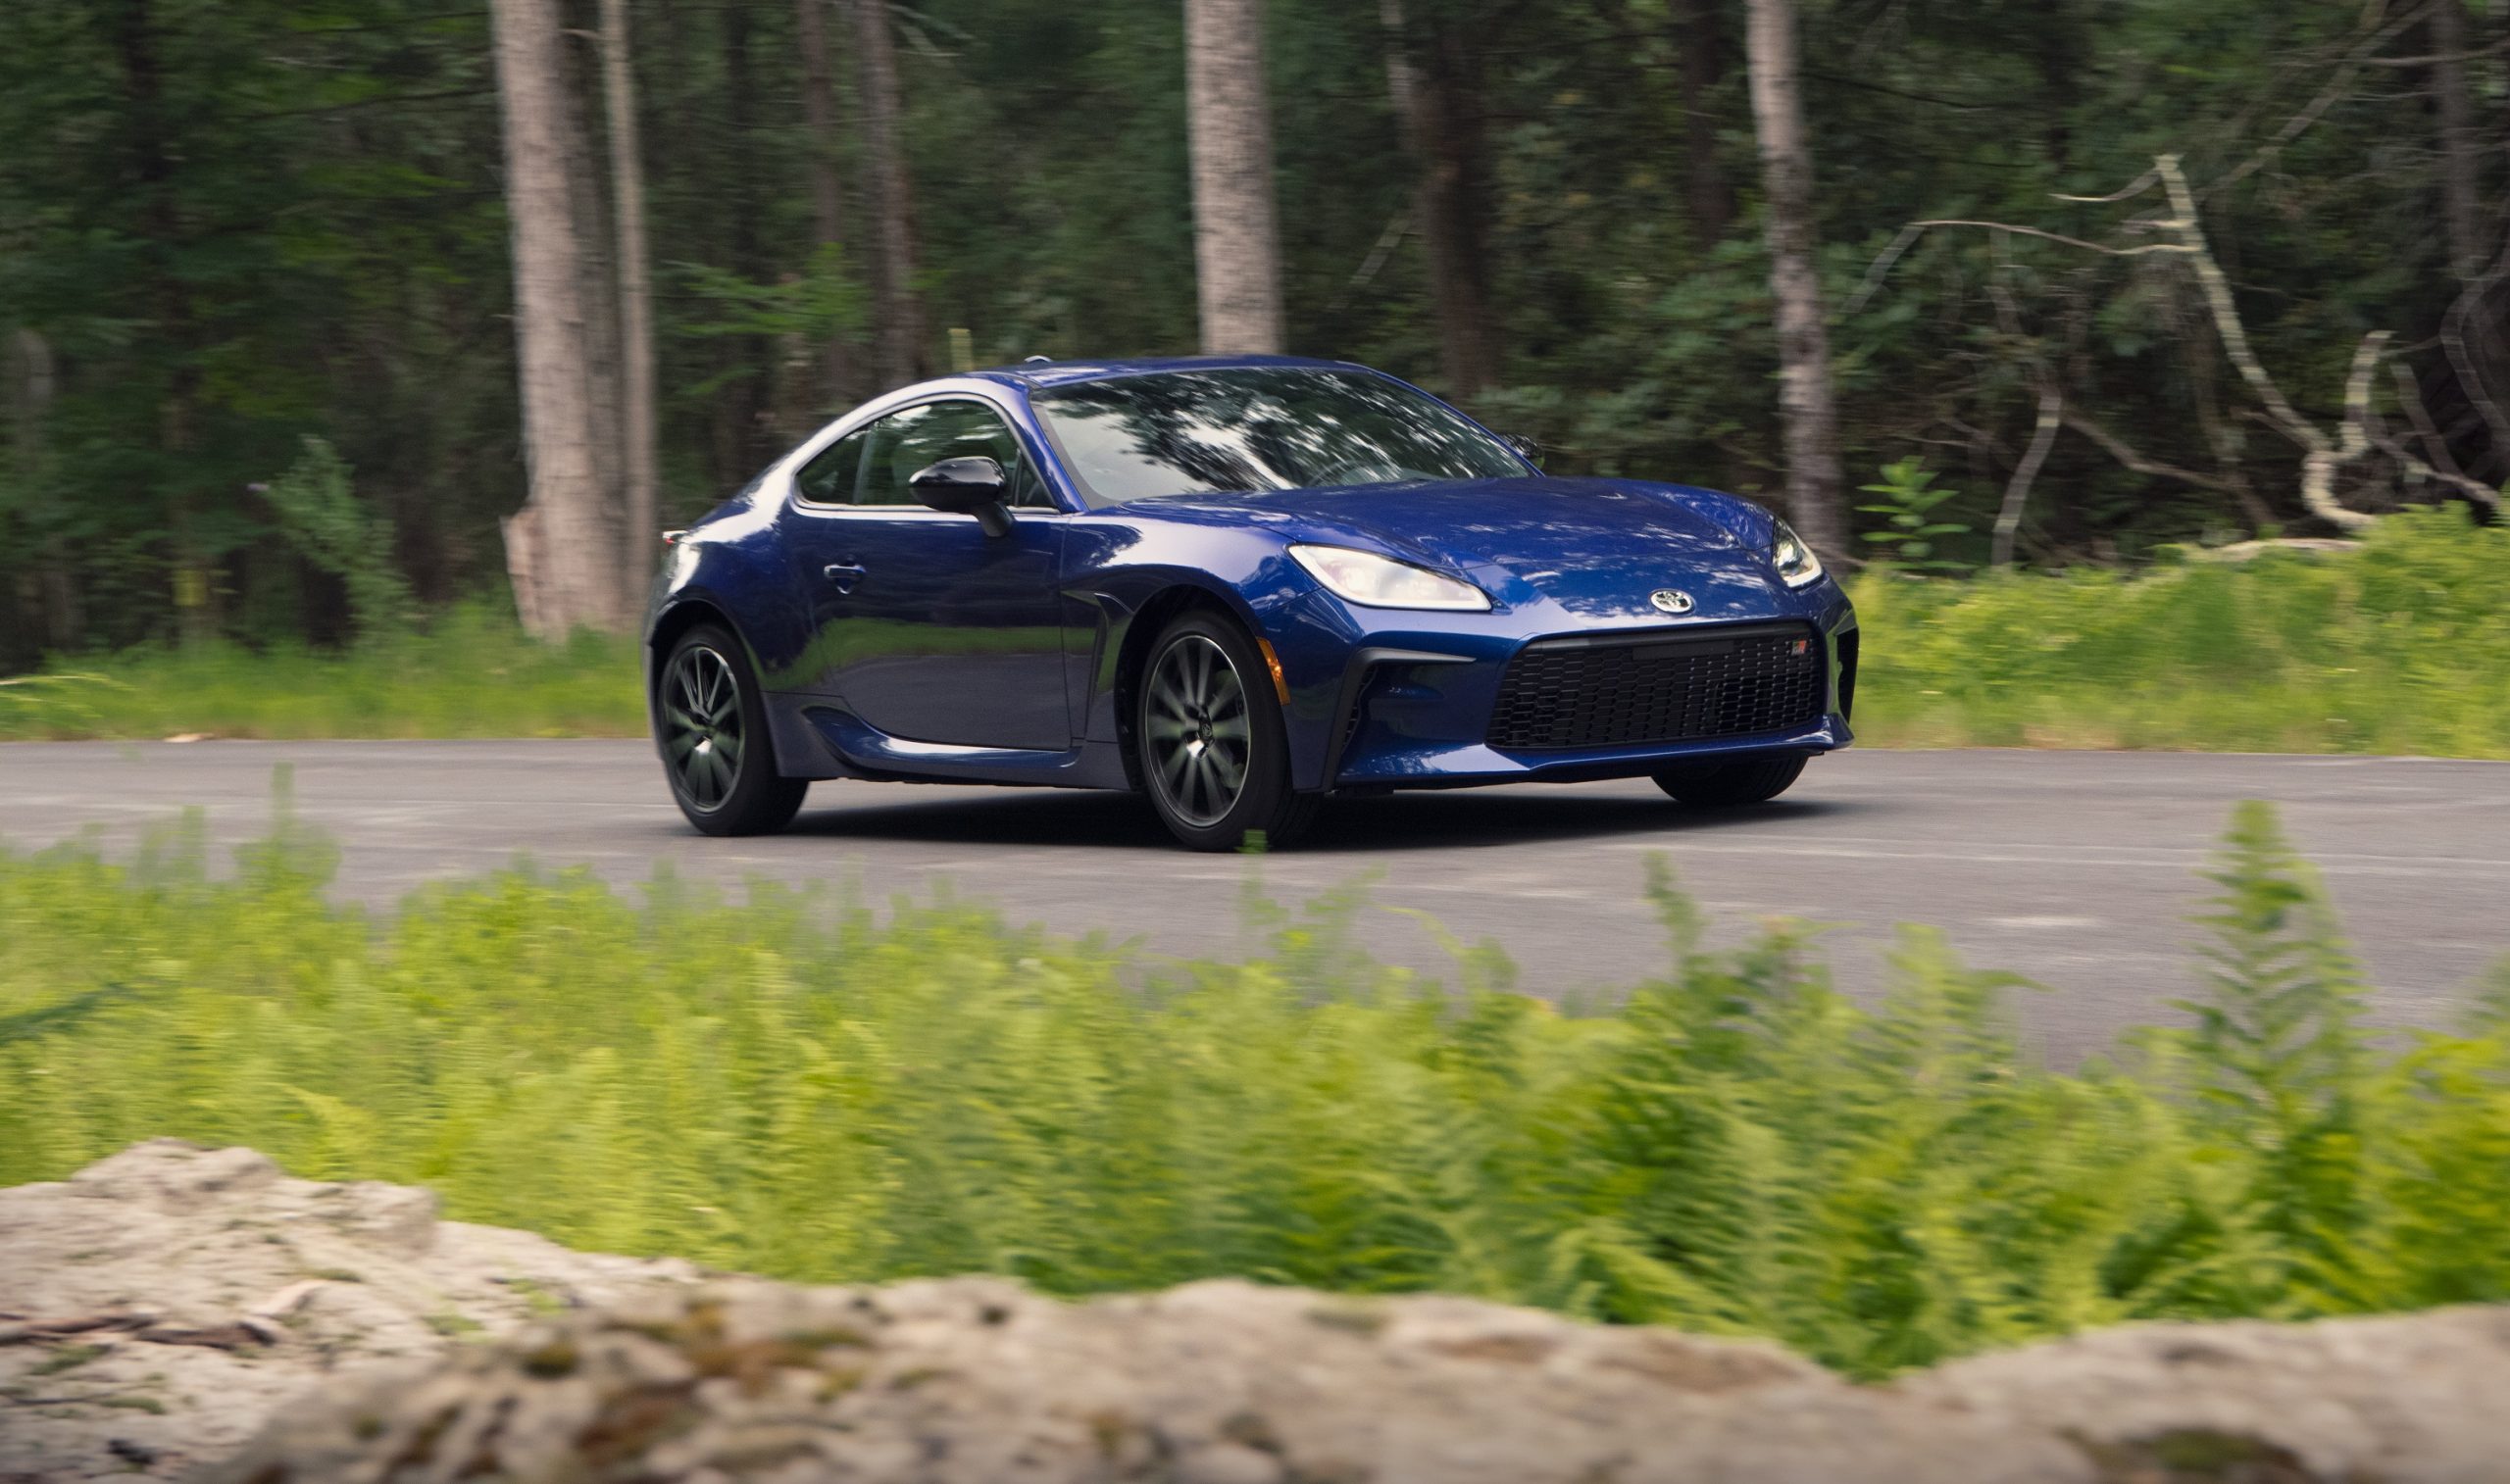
[
  {"xmin": 1771, "ymin": 519, "xmax": 1825, "ymax": 588},
  {"xmin": 1288, "ymin": 544, "xmax": 1491, "ymax": 612}
]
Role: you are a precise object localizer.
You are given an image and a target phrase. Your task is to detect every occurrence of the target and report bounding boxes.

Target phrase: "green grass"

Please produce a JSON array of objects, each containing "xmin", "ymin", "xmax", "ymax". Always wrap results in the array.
[
  {"xmin": 2, "ymin": 508, "xmax": 2504, "ymax": 755},
  {"xmin": 0, "ymin": 603, "xmax": 644, "ymax": 740},
  {"xmin": 6, "ymin": 797, "xmax": 2509, "ymax": 1378}
]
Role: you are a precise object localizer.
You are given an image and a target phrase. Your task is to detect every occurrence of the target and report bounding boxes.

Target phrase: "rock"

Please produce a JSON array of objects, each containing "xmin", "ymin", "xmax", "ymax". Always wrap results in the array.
[
  {"xmin": 198, "ymin": 1284, "xmax": 2510, "ymax": 1484},
  {"xmin": 0, "ymin": 1141, "xmax": 698, "ymax": 1480},
  {"xmin": 9, "ymin": 1144, "xmax": 2510, "ymax": 1483}
]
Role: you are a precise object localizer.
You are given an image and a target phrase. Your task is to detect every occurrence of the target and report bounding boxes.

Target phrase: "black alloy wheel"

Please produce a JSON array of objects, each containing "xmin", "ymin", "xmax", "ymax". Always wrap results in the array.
[
  {"xmin": 658, "ymin": 622, "xmax": 808, "ymax": 836},
  {"xmin": 1138, "ymin": 611, "xmax": 1318, "ymax": 851}
]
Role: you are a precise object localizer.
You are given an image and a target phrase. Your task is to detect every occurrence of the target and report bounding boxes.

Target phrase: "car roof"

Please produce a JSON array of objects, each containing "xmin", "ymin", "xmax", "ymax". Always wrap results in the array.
[{"xmin": 960, "ymin": 353, "xmax": 1369, "ymax": 392}]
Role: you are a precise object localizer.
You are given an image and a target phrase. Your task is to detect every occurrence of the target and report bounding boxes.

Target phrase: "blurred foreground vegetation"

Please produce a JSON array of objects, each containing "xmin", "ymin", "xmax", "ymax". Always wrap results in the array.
[
  {"xmin": 6, "ymin": 796, "xmax": 2509, "ymax": 1378},
  {"xmin": 5, "ymin": 508, "xmax": 2502, "ymax": 758}
]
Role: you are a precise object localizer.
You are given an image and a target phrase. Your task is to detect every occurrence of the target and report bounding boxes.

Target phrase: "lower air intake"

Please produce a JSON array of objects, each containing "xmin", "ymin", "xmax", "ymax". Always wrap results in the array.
[{"xmin": 1487, "ymin": 621, "xmax": 1827, "ymax": 751}]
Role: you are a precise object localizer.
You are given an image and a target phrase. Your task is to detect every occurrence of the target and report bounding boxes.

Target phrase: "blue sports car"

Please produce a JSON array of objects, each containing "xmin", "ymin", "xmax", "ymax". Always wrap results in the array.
[{"xmin": 645, "ymin": 356, "xmax": 1857, "ymax": 850}]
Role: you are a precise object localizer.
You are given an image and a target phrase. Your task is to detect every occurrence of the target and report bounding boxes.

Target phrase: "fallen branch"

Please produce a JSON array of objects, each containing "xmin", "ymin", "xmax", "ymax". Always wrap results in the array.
[
  {"xmin": 2058, "ymin": 410, "xmax": 2239, "ymax": 493},
  {"xmin": 0, "ymin": 1311, "xmax": 154, "ymax": 1345}
]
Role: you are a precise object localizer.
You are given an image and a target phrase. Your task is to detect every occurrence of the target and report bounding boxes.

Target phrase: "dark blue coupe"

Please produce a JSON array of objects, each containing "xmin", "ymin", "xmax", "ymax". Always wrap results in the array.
[{"xmin": 645, "ymin": 356, "xmax": 1857, "ymax": 849}]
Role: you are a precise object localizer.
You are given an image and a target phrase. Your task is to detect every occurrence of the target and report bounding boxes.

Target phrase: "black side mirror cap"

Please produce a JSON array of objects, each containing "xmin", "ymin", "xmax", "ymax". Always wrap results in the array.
[
  {"xmin": 909, "ymin": 456, "xmax": 1013, "ymax": 537},
  {"xmin": 1503, "ymin": 434, "xmax": 1543, "ymax": 470}
]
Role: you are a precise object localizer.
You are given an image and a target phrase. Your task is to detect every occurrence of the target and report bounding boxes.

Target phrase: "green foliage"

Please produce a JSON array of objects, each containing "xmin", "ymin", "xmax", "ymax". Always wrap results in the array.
[
  {"xmin": 4, "ymin": 0, "xmax": 2500, "ymax": 663},
  {"xmin": 1849, "ymin": 508, "xmax": 2510, "ymax": 757},
  {"xmin": 259, "ymin": 437, "xmax": 413, "ymax": 640},
  {"xmin": 1856, "ymin": 459, "xmax": 1975, "ymax": 573},
  {"xmin": 676, "ymin": 246, "xmax": 868, "ymax": 347},
  {"xmin": 6, "ymin": 798, "xmax": 2508, "ymax": 1378}
]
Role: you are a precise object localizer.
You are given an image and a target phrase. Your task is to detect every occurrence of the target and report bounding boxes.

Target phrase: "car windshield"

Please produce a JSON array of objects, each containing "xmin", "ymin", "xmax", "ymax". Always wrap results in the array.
[{"xmin": 1030, "ymin": 368, "xmax": 1527, "ymax": 508}]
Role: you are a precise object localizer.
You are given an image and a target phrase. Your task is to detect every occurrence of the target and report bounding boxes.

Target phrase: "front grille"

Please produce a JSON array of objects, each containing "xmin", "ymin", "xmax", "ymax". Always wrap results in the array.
[{"xmin": 1486, "ymin": 622, "xmax": 1826, "ymax": 751}]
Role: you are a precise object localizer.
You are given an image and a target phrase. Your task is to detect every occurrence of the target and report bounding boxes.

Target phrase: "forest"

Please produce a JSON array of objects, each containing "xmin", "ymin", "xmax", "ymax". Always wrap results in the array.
[{"xmin": 0, "ymin": 0, "xmax": 2501, "ymax": 666}]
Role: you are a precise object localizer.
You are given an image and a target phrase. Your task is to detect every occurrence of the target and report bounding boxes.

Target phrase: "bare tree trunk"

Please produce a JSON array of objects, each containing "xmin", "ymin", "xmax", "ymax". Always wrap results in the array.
[
  {"xmin": 1380, "ymin": 0, "xmax": 1495, "ymax": 395},
  {"xmin": 6, "ymin": 328, "xmax": 79, "ymax": 654},
  {"xmin": 489, "ymin": 0, "xmax": 626, "ymax": 637},
  {"xmin": 1675, "ymin": 0, "xmax": 1733, "ymax": 246},
  {"xmin": 1742, "ymin": 0, "xmax": 1847, "ymax": 558},
  {"xmin": 558, "ymin": 16, "xmax": 624, "ymax": 512},
  {"xmin": 795, "ymin": 0, "xmax": 857, "ymax": 407},
  {"xmin": 599, "ymin": 0, "xmax": 660, "ymax": 599},
  {"xmin": 1992, "ymin": 388, "xmax": 2061, "ymax": 568},
  {"xmin": 852, "ymin": 0, "xmax": 929, "ymax": 387},
  {"xmin": 1186, "ymin": 0, "xmax": 1286, "ymax": 354},
  {"xmin": 115, "ymin": 0, "xmax": 216, "ymax": 645},
  {"xmin": 2431, "ymin": 0, "xmax": 2485, "ymax": 280}
]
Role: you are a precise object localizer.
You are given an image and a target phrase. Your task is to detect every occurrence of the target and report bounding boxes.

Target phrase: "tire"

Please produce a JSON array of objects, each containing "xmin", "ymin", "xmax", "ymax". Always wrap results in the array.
[
  {"xmin": 1136, "ymin": 611, "xmax": 1320, "ymax": 852},
  {"xmin": 1652, "ymin": 753, "xmax": 1808, "ymax": 808},
  {"xmin": 655, "ymin": 622, "xmax": 809, "ymax": 836}
]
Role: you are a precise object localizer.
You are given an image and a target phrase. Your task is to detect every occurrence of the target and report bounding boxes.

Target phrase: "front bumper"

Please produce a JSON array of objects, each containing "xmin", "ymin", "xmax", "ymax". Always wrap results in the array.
[{"xmin": 1297, "ymin": 594, "xmax": 1859, "ymax": 793}]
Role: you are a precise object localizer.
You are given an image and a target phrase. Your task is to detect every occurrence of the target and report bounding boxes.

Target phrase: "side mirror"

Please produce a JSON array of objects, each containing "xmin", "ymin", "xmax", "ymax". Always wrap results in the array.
[
  {"xmin": 909, "ymin": 456, "xmax": 1013, "ymax": 537},
  {"xmin": 1503, "ymin": 433, "xmax": 1544, "ymax": 470}
]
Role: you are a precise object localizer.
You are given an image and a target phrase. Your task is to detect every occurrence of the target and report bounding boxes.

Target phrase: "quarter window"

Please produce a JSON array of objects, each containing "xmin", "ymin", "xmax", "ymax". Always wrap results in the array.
[{"xmin": 794, "ymin": 428, "xmax": 871, "ymax": 505}]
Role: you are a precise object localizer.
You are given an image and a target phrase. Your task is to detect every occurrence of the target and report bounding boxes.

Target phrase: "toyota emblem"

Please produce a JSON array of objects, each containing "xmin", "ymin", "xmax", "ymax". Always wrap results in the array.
[{"xmin": 1648, "ymin": 589, "xmax": 1695, "ymax": 615}]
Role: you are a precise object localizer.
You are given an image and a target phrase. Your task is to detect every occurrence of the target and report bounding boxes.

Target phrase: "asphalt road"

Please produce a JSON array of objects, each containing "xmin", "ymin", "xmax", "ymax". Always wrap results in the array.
[{"xmin": 4, "ymin": 741, "xmax": 2506, "ymax": 1061}]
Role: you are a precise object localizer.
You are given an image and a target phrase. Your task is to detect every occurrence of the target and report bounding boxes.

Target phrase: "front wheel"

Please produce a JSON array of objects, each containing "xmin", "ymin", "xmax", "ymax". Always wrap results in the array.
[
  {"xmin": 1137, "ymin": 612, "xmax": 1318, "ymax": 852},
  {"xmin": 1652, "ymin": 753, "xmax": 1807, "ymax": 808},
  {"xmin": 656, "ymin": 623, "xmax": 808, "ymax": 836}
]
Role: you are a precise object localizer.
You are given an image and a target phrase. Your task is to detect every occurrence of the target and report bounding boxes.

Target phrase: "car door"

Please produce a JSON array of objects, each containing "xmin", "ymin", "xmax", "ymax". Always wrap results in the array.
[{"xmin": 778, "ymin": 397, "xmax": 1071, "ymax": 750}]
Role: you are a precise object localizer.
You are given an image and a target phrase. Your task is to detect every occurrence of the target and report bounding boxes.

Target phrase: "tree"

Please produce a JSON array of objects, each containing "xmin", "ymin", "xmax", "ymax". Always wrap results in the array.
[
  {"xmin": 795, "ymin": 0, "xmax": 857, "ymax": 407},
  {"xmin": 598, "ymin": 0, "xmax": 660, "ymax": 597},
  {"xmin": 1380, "ymin": 0, "xmax": 1496, "ymax": 397},
  {"xmin": 1674, "ymin": 0, "xmax": 1733, "ymax": 248},
  {"xmin": 1742, "ymin": 0, "xmax": 1846, "ymax": 558},
  {"xmin": 1186, "ymin": 0, "xmax": 1286, "ymax": 355},
  {"xmin": 853, "ymin": 0, "xmax": 929, "ymax": 387},
  {"xmin": 488, "ymin": 0, "xmax": 626, "ymax": 637}
]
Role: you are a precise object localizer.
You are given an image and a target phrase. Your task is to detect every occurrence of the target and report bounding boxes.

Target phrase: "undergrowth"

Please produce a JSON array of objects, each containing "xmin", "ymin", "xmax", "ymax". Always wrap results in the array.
[
  {"xmin": 4, "ymin": 795, "xmax": 2508, "ymax": 1377},
  {"xmin": 1853, "ymin": 507, "xmax": 2510, "ymax": 756},
  {"xmin": 2, "ymin": 509, "xmax": 2501, "ymax": 758}
]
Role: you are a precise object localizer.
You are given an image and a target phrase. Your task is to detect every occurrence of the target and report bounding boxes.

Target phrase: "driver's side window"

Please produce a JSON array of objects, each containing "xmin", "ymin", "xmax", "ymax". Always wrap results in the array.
[{"xmin": 856, "ymin": 399, "xmax": 1053, "ymax": 508}]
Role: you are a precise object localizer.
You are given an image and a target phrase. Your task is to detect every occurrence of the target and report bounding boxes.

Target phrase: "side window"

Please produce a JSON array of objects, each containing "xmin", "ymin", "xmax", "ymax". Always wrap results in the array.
[
  {"xmin": 857, "ymin": 399, "xmax": 1056, "ymax": 509},
  {"xmin": 794, "ymin": 427, "xmax": 870, "ymax": 505}
]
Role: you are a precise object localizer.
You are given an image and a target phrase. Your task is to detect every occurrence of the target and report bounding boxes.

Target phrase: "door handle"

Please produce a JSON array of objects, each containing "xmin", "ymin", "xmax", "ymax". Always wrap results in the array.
[{"xmin": 824, "ymin": 562, "xmax": 867, "ymax": 594}]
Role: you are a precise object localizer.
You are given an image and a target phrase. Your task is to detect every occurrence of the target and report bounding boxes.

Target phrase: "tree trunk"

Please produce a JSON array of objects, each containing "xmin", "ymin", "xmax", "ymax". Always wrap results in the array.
[
  {"xmin": 2431, "ymin": 0, "xmax": 2485, "ymax": 280},
  {"xmin": 795, "ymin": 0, "xmax": 857, "ymax": 407},
  {"xmin": 852, "ymin": 0, "xmax": 929, "ymax": 387},
  {"xmin": 1381, "ymin": 0, "xmax": 1496, "ymax": 396},
  {"xmin": 1742, "ymin": 0, "xmax": 1847, "ymax": 558},
  {"xmin": 1674, "ymin": 0, "xmax": 1733, "ymax": 246},
  {"xmin": 6, "ymin": 328, "xmax": 79, "ymax": 655},
  {"xmin": 558, "ymin": 13, "xmax": 624, "ymax": 512},
  {"xmin": 1186, "ymin": 0, "xmax": 1286, "ymax": 354},
  {"xmin": 599, "ymin": 0, "xmax": 660, "ymax": 598},
  {"xmin": 114, "ymin": 0, "xmax": 215, "ymax": 645},
  {"xmin": 489, "ymin": 0, "xmax": 625, "ymax": 637}
]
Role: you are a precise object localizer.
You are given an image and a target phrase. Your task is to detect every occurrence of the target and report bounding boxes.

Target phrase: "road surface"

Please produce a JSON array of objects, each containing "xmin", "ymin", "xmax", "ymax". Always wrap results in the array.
[{"xmin": 4, "ymin": 741, "xmax": 2505, "ymax": 1061}]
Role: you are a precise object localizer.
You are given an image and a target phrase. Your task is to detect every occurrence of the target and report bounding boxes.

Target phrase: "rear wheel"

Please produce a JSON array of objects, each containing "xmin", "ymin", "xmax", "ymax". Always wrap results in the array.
[
  {"xmin": 1652, "ymin": 753, "xmax": 1807, "ymax": 808},
  {"xmin": 657, "ymin": 623, "xmax": 808, "ymax": 836},
  {"xmin": 1138, "ymin": 612, "xmax": 1318, "ymax": 852}
]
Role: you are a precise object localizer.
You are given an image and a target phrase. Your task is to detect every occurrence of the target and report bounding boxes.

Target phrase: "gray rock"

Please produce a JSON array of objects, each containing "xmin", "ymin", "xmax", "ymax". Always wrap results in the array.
[
  {"xmin": 9, "ymin": 1145, "xmax": 2510, "ymax": 1483},
  {"xmin": 0, "ymin": 1141, "xmax": 697, "ymax": 1481}
]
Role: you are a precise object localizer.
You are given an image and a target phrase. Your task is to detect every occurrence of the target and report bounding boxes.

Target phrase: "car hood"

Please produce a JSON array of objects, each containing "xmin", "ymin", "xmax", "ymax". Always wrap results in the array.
[{"xmin": 1149, "ymin": 476, "xmax": 1794, "ymax": 623}]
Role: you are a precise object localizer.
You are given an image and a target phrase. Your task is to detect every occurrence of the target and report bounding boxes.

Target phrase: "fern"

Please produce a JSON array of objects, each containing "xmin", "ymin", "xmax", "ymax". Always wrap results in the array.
[{"xmin": 2, "ymin": 799, "xmax": 2507, "ymax": 1379}]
